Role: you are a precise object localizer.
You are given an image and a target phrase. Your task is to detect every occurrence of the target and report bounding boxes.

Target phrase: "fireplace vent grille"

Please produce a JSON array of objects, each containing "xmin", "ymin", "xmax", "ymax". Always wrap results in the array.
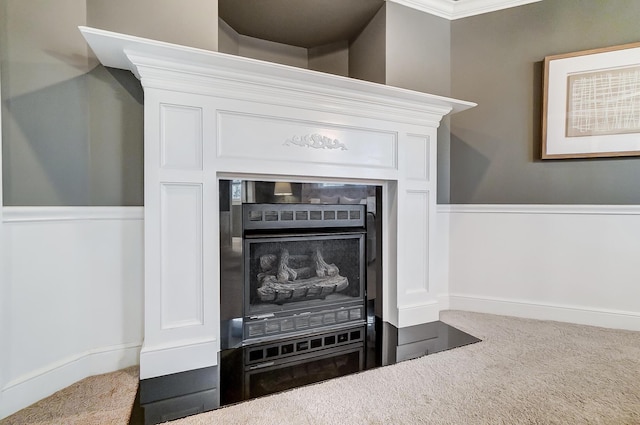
[
  {"xmin": 245, "ymin": 306, "xmax": 364, "ymax": 340},
  {"xmin": 243, "ymin": 204, "xmax": 365, "ymax": 230}
]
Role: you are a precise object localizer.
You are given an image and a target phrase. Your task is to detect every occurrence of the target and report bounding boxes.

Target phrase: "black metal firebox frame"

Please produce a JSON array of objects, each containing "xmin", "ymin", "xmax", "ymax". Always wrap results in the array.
[
  {"xmin": 241, "ymin": 203, "xmax": 367, "ymax": 344},
  {"xmin": 242, "ymin": 325, "xmax": 365, "ymax": 399}
]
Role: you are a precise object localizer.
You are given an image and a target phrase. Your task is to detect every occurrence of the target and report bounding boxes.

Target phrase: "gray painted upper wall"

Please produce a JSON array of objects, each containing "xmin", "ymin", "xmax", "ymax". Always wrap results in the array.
[
  {"xmin": 4, "ymin": 0, "xmax": 640, "ymax": 206},
  {"xmin": 385, "ymin": 2, "xmax": 450, "ymax": 97},
  {"xmin": 308, "ymin": 41, "xmax": 349, "ymax": 77},
  {"xmin": 1, "ymin": 0, "xmax": 93, "ymax": 205},
  {"xmin": 1, "ymin": 0, "xmax": 218, "ymax": 206},
  {"xmin": 86, "ymin": 0, "xmax": 218, "ymax": 51},
  {"xmin": 450, "ymin": 0, "xmax": 640, "ymax": 204},
  {"xmin": 349, "ymin": 4, "xmax": 386, "ymax": 85},
  {"xmin": 384, "ymin": 2, "xmax": 451, "ymax": 203}
]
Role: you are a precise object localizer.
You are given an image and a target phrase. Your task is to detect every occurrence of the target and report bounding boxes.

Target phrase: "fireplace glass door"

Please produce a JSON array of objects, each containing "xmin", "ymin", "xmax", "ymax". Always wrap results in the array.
[{"xmin": 242, "ymin": 204, "xmax": 367, "ymax": 342}]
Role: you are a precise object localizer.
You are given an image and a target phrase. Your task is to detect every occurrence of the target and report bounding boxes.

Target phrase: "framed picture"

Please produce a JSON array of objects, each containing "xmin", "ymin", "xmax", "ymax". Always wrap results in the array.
[{"xmin": 542, "ymin": 41, "xmax": 640, "ymax": 159}]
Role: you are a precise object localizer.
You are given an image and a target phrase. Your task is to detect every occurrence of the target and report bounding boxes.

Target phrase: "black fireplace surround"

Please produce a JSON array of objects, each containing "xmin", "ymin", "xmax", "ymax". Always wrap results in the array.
[{"xmin": 132, "ymin": 183, "xmax": 481, "ymax": 425}]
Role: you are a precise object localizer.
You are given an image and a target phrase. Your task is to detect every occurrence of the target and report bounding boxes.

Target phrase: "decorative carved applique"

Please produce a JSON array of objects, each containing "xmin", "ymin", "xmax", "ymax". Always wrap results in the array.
[{"xmin": 284, "ymin": 134, "xmax": 348, "ymax": 150}]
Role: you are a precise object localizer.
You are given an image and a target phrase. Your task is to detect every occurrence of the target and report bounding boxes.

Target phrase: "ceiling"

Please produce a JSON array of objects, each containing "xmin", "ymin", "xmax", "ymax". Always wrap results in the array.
[
  {"xmin": 218, "ymin": 0, "xmax": 385, "ymax": 48},
  {"xmin": 218, "ymin": 0, "xmax": 543, "ymax": 49}
]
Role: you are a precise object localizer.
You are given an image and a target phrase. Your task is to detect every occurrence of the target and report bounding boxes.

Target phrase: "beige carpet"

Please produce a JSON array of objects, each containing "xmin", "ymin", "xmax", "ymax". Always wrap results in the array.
[
  {"xmin": 3, "ymin": 311, "xmax": 640, "ymax": 424},
  {"xmin": 0, "ymin": 366, "xmax": 138, "ymax": 425}
]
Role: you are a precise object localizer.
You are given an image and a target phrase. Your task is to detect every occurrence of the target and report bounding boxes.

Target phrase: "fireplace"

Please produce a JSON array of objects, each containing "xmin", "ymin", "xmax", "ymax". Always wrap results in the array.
[
  {"xmin": 243, "ymin": 203, "xmax": 366, "ymax": 340},
  {"xmin": 80, "ymin": 26, "xmax": 477, "ymax": 424},
  {"xmin": 219, "ymin": 182, "xmax": 380, "ymax": 401},
  {"xmin": 79, "ymin": 26, "xmax": 475, "ymax": 385}
]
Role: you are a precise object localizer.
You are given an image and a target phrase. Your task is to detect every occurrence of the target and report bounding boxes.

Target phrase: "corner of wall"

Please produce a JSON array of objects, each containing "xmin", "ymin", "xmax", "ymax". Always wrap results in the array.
[
  {"xmin": 348, "ymin": 3, "xmax": 386, "ymax": 84},
  {"xmin": 218, "ymin": 18, "xmax": 240, "ymax": 56}
]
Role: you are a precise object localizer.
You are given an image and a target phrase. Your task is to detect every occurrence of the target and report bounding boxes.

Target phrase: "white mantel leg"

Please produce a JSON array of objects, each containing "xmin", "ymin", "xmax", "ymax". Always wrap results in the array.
[
  {"xmin": 139, "ymin": 90, "xmax": 219, "ymax": 380},
  {"xmin": 395, "ymin": 130, "xmax": 440, "ymax": 326}
]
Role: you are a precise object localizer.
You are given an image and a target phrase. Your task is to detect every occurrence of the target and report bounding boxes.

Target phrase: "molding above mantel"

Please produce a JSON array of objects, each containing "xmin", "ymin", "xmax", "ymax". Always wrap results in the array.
[{"xmin": 387, "ymin": 0, "xmax": 543, "ymax": 20}]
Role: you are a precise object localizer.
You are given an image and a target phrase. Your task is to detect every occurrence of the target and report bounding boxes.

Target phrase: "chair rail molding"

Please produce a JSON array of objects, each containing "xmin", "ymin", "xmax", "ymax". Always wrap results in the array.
[{"xmin": 2, "ymin": 206, "xmax": 144, "ymax": 222}]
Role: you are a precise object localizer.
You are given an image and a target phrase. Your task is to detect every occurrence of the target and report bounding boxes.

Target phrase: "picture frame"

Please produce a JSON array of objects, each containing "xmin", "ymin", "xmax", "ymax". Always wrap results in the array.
[{"xmin": 542, "ymin": 41, "xmax": 640, "ymax": 159}]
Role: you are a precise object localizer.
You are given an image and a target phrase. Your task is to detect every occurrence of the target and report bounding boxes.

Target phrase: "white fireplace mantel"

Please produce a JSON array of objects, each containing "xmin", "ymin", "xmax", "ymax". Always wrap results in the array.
[{"xmin": 80, "ymin": 26, "xmax": 475, "ymax": 380}]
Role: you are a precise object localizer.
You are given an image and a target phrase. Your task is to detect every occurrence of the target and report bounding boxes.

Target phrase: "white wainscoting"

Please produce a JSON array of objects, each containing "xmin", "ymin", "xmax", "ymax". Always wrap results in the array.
[
  {"xmin": 1, "ymin": 207, "xmax": 144, "ymax": 419},
  {"xmin": 3, "ymin": 203, "xmax": 640, "ymax": 417},
  {"xmin": 441, "ymin": 204, "xmax": 640, "ymax": 331}
]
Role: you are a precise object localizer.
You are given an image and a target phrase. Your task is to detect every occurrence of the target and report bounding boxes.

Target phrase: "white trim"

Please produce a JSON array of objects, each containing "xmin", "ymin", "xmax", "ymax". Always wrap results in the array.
[
  {"xmin": 438, "ymin": 203, "xmax": 640, "ymax": 216},
  {"xmin": 2, "ymin": 206, "xmax": 144, "ymax": 222},
  {"xmin": 397, "ymin": 301, "xmax": 440, "ymax": 327},
  {"xmin": 387, "ymin": 0, "xmax": 543, "ymax": 20},
  {"xmin": 1, "ymin": 343, "xmax": 140, "ymax": 419},
  {"xmin": 1, "ymin": 342, "xmax": 141, "ymax": 392},
  {"xmin": 448, "ymin": 294, "xmax": 640, "ymax": 332},
  {"xmin": 139, "ymin": 339, "xmax": 218, "ymax": 380}
]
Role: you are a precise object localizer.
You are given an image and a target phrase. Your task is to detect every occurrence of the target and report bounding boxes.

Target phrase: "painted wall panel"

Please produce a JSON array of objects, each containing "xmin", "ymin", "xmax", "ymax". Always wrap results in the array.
[
  {"xmin": 398, "ymin": 190, "xmax": 430, "ymax": 299},
  {"xmin": 160, "ymin": 184, "xmax": 204, "ymax": 329},
  {"xmin": 160, "ymin": 104, "xmax": 203, "ymax": 171},
  {"xmin": 405, "ymin": 134, "xmax": 430, "ymax": 181},
  {"xmin": 447, "ymin": 205, "xmax": 640, "ymax": 330},
  {"xmin": 217, "ymin": 111, "xmax": 398, "ymax": 170}
]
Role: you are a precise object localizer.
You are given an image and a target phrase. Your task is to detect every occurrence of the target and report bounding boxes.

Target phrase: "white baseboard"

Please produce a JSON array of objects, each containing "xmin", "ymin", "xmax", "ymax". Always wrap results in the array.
[
  {"xmin": 448, "ymin": 294, "xmax": 640, "ymax": 331},
  {"xmin": 1, "ymin": 343, "xmax": 140, "ymax": 419},
  {"xmin": 139, "ymin": 339, "xmax": 218, "ymax": 380},
  {"xmin": 397, "ymin": 301, "xmax": 440, "ymax": 327}
]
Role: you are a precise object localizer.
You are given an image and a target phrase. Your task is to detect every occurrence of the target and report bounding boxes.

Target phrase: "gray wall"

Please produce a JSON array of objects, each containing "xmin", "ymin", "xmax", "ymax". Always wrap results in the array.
[
  {"xmin": 6, "ymin": 0, "xmax": 639, "ymax": 206},
  {"xmin": 349, "ymin": 4, "xmax": 386, "ymax": 85},
  {"xmin": 237, "ymin": 34, "xmax": 308, "ymax": 69},
  {"xmin": 309, "ymin": 41, "xmax": 349, "ymax": 77},
  {"xmin": 450, "ymin": 0, "xmax": 640, "ymax": 204},
  {"xmin": 218, "ymin": 18, "xmax": 240, "ymax": 56},
  {"xmin": 1, "ymin": 0, "xmax": 92, "ymax": 205},
  {"xmin": 385, "ymin": 2, "xmax": 450, "ymax": 97},
  {"xmin": 220, "ymin": 18, "xmax": 349, "ymax": 77},
  {"xmin": 384, "ymin": 2, "xmax": 452, "ymax": 203},
  {"xmin": 1, "ymin": 0, "xmax": 218, "ymax": 206},
  {"xmin": 86, "ymin": 0, "xmax": 218, "ymax": 51}
]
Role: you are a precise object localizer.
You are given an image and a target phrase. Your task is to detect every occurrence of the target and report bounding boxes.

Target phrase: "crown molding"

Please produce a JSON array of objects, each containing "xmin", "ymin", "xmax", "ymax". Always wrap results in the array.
[{"xmin": 387, "ymin": 0, "xmax": 543, "ymax": 20}]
